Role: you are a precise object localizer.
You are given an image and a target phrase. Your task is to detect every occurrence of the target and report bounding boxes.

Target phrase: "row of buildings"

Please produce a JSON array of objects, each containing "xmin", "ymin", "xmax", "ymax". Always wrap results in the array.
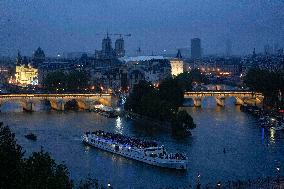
[{"xmin": 2, "ymin": 35, "xmax": 283, "ymax": 92}]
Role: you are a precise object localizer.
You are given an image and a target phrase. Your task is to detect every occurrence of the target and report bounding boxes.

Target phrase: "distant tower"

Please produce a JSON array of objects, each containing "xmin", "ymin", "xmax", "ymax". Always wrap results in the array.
[
  {"xmin": 264, "ymin": 44, "xmax": 271, "ymax": 55},
  {"xmin": 252, "ymin": 48, "xmax": 258, "ymax": 68},
  {"xmin": 225, "ymin": 39, "xmax": 232, "ymax": 57},
  {"xmin": 115, "ymin": 37, "xmax": 125, "ymax": 58},
  {"xmin": 252, "ymin": 48, "xmax": 256, "ymax": 57},
  {"xmin": 273, "ymin": 43, "xmax": 279, "ymax": 54},
  {"xmin": 191, "ymin": 38, "xmax": 201, "ymax": 59},
  {"xmin": 16, "ymin": 50, "xmax": 22, "ymax": 66},
  {"xmin": 170, "ymin": 49, "xmax": 184, "ymax": 76},
  {"xmin": 102, "ymin": 34, "xmax": 114, "ymax": 59},
  {"xmin": 32, "ymin": 47, "xmax": 45, "ymax": 68},
  {"xmin": 136, "ymin": 47, "xmax": 142, "ymax": 56}
]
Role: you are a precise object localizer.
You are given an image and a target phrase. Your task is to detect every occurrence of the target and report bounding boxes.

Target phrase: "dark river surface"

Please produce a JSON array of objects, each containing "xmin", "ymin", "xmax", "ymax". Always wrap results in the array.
[{"xmin": 0, "ymin": 98, "xmax": 283, "ymax": 188}]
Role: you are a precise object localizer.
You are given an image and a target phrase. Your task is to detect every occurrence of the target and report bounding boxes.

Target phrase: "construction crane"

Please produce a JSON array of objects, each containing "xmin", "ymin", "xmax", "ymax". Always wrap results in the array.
[
  {"xmin": 95, "ymin": 33, "xmax": 131, "ymax": 38},
  {"xmin": 113, "ymin": 33, "xmax": 131, "ymax": 38}
]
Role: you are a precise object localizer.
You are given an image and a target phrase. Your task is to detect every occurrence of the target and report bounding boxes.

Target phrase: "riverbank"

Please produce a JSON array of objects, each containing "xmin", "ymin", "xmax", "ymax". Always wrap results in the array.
[
  {"xmin": 240, "ymin": 104, "xmax": 284, "ymax": 129},
  {"xmin": 163, "ymin": 176, "xmax": 284, "ymax": 189},
  {"xmin": 125, "ymin": 111, "xmax": 172, "ymax": 130}
]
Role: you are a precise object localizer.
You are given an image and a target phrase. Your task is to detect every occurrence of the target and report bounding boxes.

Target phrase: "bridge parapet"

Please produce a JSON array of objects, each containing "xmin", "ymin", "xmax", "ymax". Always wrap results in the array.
[
  {"xmin": 0, "ymin": 93, "xmax": 114, "ymax": 112},
  {"xmin": 184, "ymin": 91, "xmax": 264, "ymax": 107}
]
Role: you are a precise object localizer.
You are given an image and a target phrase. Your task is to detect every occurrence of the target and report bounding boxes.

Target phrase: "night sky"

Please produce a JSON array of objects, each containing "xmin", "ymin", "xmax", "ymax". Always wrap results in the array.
[{"xmin": 0, "ymin": 0, "xmax": 283, "ymax": 57}]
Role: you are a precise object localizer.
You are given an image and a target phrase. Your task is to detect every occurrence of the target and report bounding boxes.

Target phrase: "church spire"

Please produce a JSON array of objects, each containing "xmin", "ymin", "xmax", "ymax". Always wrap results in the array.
[
  {"xmin": 16, "ymin": 50, "xmax": 22, "ymax": 66},
  {"xmin": 176, "ymin": 49, "xmax": 182, "ymax": 59}
]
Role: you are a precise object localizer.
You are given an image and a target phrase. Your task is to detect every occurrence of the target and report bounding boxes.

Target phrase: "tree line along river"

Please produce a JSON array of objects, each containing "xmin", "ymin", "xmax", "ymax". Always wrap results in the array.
[{"xmin": 0, "ymin": 98, "xmax": 283, "ymax": 188}]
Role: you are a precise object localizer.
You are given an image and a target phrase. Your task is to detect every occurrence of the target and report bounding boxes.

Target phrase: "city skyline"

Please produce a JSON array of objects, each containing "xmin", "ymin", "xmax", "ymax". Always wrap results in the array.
[
  {"xmin": 0, "ymin": 0, "xmax": 283, "ymax": 57},
  {"xmin": 1, "ymin": 1, "xmax": 284, "ymax": 189}
]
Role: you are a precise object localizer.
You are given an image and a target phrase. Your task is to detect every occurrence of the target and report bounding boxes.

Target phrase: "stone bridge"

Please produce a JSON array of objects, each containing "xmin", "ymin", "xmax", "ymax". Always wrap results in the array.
[
  {"xmin": 184, "ymin": 91, "xmax": 264, "ymax": 107},
  {"xmin": 0, "ymin": 93, "xmax": 115, "ymax": 111}
]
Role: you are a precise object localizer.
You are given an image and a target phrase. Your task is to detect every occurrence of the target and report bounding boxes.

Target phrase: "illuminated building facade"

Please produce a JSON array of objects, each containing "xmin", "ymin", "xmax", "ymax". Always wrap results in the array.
[
  {"xmin": 12, "ymin": 51, "xmax": 38, "ymax": 86},
  {"xmin": 170, "ymin": 50, "xmax": 184, "ymax": 76},
  {"xmin": 15, "ymin": 64, "xmax": 38, "ymax": 86}
]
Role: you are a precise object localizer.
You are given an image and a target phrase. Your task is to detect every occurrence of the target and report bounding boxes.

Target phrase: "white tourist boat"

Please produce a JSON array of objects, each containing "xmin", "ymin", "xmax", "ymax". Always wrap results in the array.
[{"xmin": 82, "ymin": 131, "xmax": 188, "ymax": 170}]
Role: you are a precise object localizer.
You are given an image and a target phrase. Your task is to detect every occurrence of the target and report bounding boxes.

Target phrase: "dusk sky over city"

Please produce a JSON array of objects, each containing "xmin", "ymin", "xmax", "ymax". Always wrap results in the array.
[
  {"xmin": 1, "ymin": 1, "xmax": 284, "ymax": 188},
  {"xmin": 0, "ymin": 0, "xmax": 284, "ymax": 56}
]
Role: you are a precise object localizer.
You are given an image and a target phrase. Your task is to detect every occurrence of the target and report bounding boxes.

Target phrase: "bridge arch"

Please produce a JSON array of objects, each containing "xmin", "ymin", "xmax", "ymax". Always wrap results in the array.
[
  {"xmin": 0, "ymin": 100, "xmax": 25, "ymax": 112},
  {"xmin": 184, "ymin": 91, "xmax": 264, "ymax": 108},
  {"xmin": 224, "ymin": 96, "xmax": 244, "ymax": 106},
  {"xmin": 183, "ymin": 98, "xmax": 194, "ymax": 106},
  {"xmin": 0, "ymin": 93, "xmax": 115, "ymax": 112},
  {"xmin": 64, "ymin": 99, "xmax": 80, "ymax": 111},
  {"xmin": 202, "ymin": 96, "xmax": 228, "ymax": 107}
]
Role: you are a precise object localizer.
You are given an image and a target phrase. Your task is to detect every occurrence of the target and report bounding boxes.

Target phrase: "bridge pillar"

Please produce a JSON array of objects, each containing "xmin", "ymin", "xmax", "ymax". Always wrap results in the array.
[
  {"xmin": 85, "ymin": 100, "xmax": 94, "ymax": 110},
  {"xmin": 58, "ymin": 100, "xmax": 65, "ymax": 111},
  {"xmin": 247, "ymin": 98, "xmax": 263, "ymax": 106},
  {"xmin": 193, "ymin": 98, "xmax": 202, "ymax": 107},
  {"xmin": 235, "ymin": 97, "xmax": 244, "ymax": 105},
  {"xmin": 23, "ymin": 100, "xmax": 35, "ymax": 112},
  {"xmin": 49, "ymin": 100, "xmax": 58, "ymax": 110},
  {"xmin": 255, "ymin": 97, "xmax": 264, "ymax": 105},
  {"xmin": 216, "ymin": 97, "xmax": 225, "ymax": 107},
  {"xmin": 77, "ymin": 99, "xmax": 91, "ymax": 110},
  {"xmin": 49, "ymin": 99, "xmax": 65, "ymax": 111}
]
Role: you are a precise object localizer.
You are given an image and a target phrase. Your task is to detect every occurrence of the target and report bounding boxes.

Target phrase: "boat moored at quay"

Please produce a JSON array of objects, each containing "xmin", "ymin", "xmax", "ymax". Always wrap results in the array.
[{"xmin": 82, "ymin": 130, "xmax": 188, "ymax": 170}]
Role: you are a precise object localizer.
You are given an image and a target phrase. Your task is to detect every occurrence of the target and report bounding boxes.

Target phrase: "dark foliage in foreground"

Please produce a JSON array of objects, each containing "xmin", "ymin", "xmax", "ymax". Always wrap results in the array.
[
  {"xmin": 0, "ymin": 122, "xmax": 24, "ymax": 189},
  {"xmin": 0, "ymin": 122, "xmax": 73, "ymax": 189},
  {"xmin": 0, "ymin": 122, "xmax": 106, "ymax": 189}
]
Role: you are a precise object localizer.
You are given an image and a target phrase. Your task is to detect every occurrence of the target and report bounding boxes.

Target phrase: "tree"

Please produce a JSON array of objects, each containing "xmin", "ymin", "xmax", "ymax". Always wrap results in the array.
[
  {"xmin": 124, "ymin": 80, "xmax": 155, "ymax": 113},
  {"xmin": 77, "ymin": 177, "xmax": 99, "ymax": 189},
  {"xmin": 175, "ymin": 72, "xmax": 193, "ymax": 92},
  {"xmin": 0, "ymin": 122, "xmax": 24, "ymax": 189},
  {"xmin": 159, "ymin": 77, "xmax": 184, "ymax": 108},
  {"xmin": 65, "ymin": 70, "xmax": 89, "ymax": 91},
  {"xmin": 189, "ymin": 69, "xmax": 208, "ymax": 84},
  {"xmin": 244, "ymin": 68, "xmax": 284, "ymax": 106},
  {"xmin": 0, "ymin": 123, "xmax": 73, "ymax": 189},
  {"xmin": 43, "ymin": 71, "xmax": 66, "ymax": 91},
  {"xmin": 176, "ymin": 110, "xmax": 196, "ymax": 130},
  {"xmin": 23, "ymin": 149, "xmax": 73, "ymax": 189},
  {"xmin": 43, "ymin": 70, "xmax": 90, "ymax": 92},
  {"xmin": 125, "ymin": 79, "xmax": 196, "ymax": 136},
  {"xmin": 172, "ymin": 110, "xmax": 196, "ymax": 136}
]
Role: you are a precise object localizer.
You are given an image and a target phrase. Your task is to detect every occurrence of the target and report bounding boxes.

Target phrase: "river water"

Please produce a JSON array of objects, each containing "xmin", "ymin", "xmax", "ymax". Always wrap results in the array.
[{"xmin": 0, "ymin": 98, "xmax": 283, "ymax": 188}]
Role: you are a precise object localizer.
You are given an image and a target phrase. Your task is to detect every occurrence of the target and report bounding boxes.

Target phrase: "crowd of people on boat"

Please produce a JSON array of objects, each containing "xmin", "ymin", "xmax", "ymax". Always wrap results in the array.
[
  {"xmin": 85, "ymin": 130, "xmax": 188, "ymax": 161},
  {"xmin": 165, "ymin": 153, "xmax": 187, "ymax": 160},
  {"xmin": 87, "ymin": 130, "xmax": 158, "ymax": 149}
]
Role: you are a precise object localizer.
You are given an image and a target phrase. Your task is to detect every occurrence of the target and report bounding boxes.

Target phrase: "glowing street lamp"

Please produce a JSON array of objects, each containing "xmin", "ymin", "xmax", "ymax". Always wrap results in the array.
[
  {"xmin": 107, "ymin": 183, "xmax": 112, "ymax": 188},
  {"xmin": 217, "ymin": 181, "xmax": 221, "ymax": 188}
]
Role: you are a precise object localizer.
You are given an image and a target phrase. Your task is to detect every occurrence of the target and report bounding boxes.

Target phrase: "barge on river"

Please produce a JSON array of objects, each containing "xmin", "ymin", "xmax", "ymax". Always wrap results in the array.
[{"xmin": 82, "ymin": 130, "xmax": 188, "ymax": 170}]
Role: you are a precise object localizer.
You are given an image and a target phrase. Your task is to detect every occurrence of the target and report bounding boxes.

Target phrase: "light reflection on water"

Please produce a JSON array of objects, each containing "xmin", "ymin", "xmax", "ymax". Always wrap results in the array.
[
  {"xmin": 0, "ymin": 99, "xmax": 284, "ymax": 188},
  {"xmin": 115, "ymin": 116, "xmax": 123, "ymax": 134},
  {"xmin": 269, "ymin": 128, "xmax": 276, "ymax": 144}
]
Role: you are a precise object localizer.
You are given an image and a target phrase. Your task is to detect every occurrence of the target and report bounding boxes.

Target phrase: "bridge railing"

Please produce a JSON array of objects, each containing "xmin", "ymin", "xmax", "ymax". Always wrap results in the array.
[
  {"xmin": 0, "ymin": 93, "xmax": 112, "ymax": 99},
  {"xmin": 184, "ymin": 91, "xmax": 263, "ymax": 96}
]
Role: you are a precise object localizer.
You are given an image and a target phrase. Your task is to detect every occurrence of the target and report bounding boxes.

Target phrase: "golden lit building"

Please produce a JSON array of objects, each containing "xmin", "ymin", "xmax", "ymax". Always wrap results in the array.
[
  {"xmin": 15, "ymin": 64, "xmax": 38, "ymax": 86},
  {"xmin": 170, "ymin": 50, "xmax": 184, "ymax": 76}
]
